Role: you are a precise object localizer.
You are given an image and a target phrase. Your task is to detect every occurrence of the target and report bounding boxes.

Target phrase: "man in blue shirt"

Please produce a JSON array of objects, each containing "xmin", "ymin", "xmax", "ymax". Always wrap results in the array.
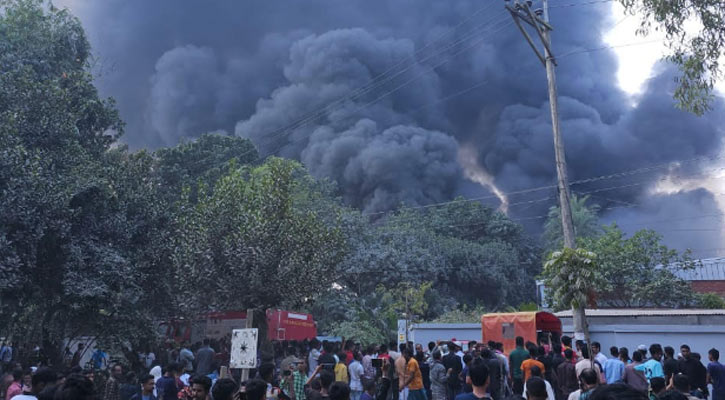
[
  {"xmin": 603, "ymin": 346, "xmax": 625, "ymax": 384},
  {"xmin": 635, "ymin": 344, "xmax": 664, "ymax": 381},
  {"xmin": 708, "ymin": 348, "xmax": 725, "ymax": 400},
  {"xmin": 91, "ymin": 348, "xmax": 108, "ymax": 370}
]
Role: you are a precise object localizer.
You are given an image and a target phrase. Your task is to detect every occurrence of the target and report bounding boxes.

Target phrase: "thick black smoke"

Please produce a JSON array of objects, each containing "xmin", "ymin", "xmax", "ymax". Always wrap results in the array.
[{"xmin": 58, "ymin": 0, "xmax": 725, "ymax": 255}]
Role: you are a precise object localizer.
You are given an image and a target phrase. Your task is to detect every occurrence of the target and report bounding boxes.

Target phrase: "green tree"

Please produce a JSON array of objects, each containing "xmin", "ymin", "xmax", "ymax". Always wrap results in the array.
[
  {"xmin": 428, "ymin": 305, "xmax": 487, "ymax": 323},
  {"xmin": 172, "ymin": 157, "xmax": 347, "ymax": 315},
  {"xmin": 0, "ymin": 0, "xmax": 173, "ymax": 367},
  {"xmin": 154, "ymin": 133, "xmax": 258, "ymax": 202},
  {"xmin": 543, "ymin": 195, "xmax": 601, "ymax": 252},
  {"xmin": 619, "ymin": 0, "xmax": 725, "ymax": 114},
  {"xmin": 580, "ymin": 226, "xmax": 698, "ymax": 308},
  {"xmin": 319, "ymin": 200, "xmax": 539, "ymax": 334},
  {"xmin": 542, "ymin": 248, "xmax": 600, "ymax": 312}
]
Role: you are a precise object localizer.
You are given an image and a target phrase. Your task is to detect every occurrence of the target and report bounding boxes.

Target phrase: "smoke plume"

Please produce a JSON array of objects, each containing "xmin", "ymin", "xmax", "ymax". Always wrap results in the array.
[{"xmin": 57, "ymin": 0, "xmax": 725, "ymax": 255}]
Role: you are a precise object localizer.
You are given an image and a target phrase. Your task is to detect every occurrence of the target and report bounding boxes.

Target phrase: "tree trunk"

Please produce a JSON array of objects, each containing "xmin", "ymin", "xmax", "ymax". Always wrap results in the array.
[
  {"xmin": 572, "ymin": 304, "xmax": 588, "ymax": 342},
  {"xmin": 253, "ymin": 308, "xmax": 270, "ymax": 353}
]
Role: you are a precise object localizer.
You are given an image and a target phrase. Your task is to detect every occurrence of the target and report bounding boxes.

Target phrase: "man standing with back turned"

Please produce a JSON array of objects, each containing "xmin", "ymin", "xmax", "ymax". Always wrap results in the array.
[{"xmin": 509, "ymin": 337, "xmax": 528, "ymax": 396}]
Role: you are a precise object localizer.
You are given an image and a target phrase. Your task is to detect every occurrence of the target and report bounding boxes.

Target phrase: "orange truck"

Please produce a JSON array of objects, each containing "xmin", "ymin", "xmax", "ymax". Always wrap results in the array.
[{"xmin": 481, "ymin": 311, "xmax": 562, "ymax": 354}]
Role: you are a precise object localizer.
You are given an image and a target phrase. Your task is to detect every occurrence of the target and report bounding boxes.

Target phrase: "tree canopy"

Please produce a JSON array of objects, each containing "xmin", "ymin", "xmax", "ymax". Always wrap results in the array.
[
  {"xmin": 543, "ymin": 195, "xmax": 602, "ymax": 252},
  {"xmin": 171, "ymin": 157, "xmax": 347, "ymax": 314},
  {"xmin": 580, "ymin": 226, "xmax": 699, "ymax": 308}
]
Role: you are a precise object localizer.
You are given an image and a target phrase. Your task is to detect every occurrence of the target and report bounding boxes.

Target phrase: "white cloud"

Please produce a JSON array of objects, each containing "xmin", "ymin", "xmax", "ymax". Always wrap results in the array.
[{"xmin": 606, "ymin": 2, "xmax": 725, "ymax": 96}]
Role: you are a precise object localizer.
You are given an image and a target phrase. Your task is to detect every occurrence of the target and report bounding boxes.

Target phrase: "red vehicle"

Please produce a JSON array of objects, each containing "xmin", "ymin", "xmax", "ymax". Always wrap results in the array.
[{"xmin": 159, "ymin": 309, "xmax": 317, "ymax": 344}]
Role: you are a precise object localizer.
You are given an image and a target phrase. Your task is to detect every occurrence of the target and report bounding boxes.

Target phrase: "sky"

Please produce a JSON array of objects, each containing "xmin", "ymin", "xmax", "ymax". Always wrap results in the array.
[
  {"xmin": 605, "ymin": 2, "xmax": 725, "ymax": 96},
  {"xmin": 604, "ymin": 2, "xmax": 725, "ymax": 257},
  {"xmin": 54, "ymin": 0, "xmax": 725, "ymax": 258}
]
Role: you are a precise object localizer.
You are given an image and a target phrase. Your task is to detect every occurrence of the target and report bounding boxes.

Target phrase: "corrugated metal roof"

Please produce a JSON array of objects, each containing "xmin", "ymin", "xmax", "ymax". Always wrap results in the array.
[
  {"xmin": 670, "ymin": 257, "xmax": 725, "ymax": 281},
  {"xmin": 554, "ymin": 309, "xmax": 725, "ymax": 317},
  {"xmin": 658, "ymin": 257, "xmax": 725, "ymax": 281}
]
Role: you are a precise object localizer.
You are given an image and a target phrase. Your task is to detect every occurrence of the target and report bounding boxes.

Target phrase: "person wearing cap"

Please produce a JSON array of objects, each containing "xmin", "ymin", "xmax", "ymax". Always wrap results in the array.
[{"xmin": 637, "ymin": 345, "xmax": 647, "ymax": 359}]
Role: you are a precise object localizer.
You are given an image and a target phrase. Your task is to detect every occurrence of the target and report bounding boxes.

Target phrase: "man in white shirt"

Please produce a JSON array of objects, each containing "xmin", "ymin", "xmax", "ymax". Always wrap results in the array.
[
  {"xmin": 575, "ymin": 346, "xmax": 601, "ymax": 380},
  {"xmin": 591, "ymin": 342, "xmax": 608, "ymax": 368},
  {"xmin": 349, "ymin": 352, "xmax": 365, "ymax": 400},
  {"xmin": 308, "ymin": 339, "xmax": 321, "ymax": 378}
]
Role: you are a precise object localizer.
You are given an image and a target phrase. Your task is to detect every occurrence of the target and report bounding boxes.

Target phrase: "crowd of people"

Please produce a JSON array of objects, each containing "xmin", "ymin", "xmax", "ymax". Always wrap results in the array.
[{"xmin": 1, "ymin": 336, "xmax": 725, "ymax": 400}]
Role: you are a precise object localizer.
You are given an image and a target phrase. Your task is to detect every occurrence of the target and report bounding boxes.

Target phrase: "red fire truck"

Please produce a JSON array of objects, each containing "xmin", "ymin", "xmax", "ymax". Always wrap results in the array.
[{"xmin": 159, "ymin": 309, "xmax": 317, "ymax": 344}]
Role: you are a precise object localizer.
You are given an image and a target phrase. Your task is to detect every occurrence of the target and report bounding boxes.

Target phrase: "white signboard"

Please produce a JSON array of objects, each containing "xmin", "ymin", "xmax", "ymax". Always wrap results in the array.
[{"xmin": 230, "ymin": 328, "xmax": 258, "ymax": 369}]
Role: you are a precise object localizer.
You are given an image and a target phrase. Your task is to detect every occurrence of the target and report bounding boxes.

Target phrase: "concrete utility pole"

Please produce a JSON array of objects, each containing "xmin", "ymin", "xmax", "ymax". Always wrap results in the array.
[{"xmin": 505, "ymin": 0, "xmax": 588, "ymax": 343}]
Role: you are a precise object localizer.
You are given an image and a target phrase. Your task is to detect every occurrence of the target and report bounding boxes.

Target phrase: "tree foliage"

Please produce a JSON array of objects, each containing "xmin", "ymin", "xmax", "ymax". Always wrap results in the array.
[
  {"xmin": 313, "ymin": 200, "xmax": 540, "ymax": 339},
  {"xmin": 0, "ymin": 0, "xmax": 157, "ymax": 364},
  {"xmin": 542, "ymin": 248, "xmax": 600, "ymax": 311},
  {"xmin": 698, "ymin": 292, "xmax": 725, "ymax": 309},
  {"xmin": 580, "ymin": 226, "xmax": 699, "ymax": 308},
  {"xmin": 171, "ymin": 158, "xmax": 347, "ymax": 314},
  {"xmin": 155, "ymin": 133, "xmax": 258, "ymax": 202},
  {"xmin": 337, "ymin": 200, "xmax": 540, "ymax": 311},
  {"xmin": 619, "ymin": 0, "xmax": 725, "ymax": 114},
  {"xmin": 428, "ymin": 305, "xmax": 488, "ymax": 324},
  {"xmin": 543, "ymin": 195, "xmax": 602, "ymax": 252}
]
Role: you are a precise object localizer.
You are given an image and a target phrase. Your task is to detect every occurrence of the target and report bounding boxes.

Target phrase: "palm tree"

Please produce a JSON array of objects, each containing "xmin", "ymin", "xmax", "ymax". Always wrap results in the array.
[{"xmin": 543, "ymin": 195, "xmax": 601, "ymax": 252}]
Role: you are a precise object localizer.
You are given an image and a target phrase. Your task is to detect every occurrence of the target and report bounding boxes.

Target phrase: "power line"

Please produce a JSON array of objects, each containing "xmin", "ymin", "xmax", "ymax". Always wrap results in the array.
[
  {"xmin": 613, "ymin": 212, "xmax": 725, "ymax": 227},
  {"xmin": 548, "ymin": 0, "xmax": 615, "ymax": 8},
  {"xmin": 406, "ymin": 79, "xmax": 490, "ymax": 114},
  {"xmin": 558, "ymin": 39, "xmax": 664, "ymax": 59},
  {"xmin": 362, "ymin": 155, "xmax": 725, "ymax": 217}
]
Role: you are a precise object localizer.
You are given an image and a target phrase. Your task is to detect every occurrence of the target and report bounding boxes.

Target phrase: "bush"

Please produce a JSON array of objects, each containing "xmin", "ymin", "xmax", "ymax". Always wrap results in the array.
[{"xmin": 699, "ymin": 293, "xmax": 725, "ymax": 309}]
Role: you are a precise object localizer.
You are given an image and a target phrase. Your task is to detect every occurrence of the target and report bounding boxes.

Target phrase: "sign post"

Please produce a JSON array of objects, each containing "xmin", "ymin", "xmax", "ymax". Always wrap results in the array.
[{"xmin": 234, "ymin": 309, "xmax": 255, "ymax": 382}]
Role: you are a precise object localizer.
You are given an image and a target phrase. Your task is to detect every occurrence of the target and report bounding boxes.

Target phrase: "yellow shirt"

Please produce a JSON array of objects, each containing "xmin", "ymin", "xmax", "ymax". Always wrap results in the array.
[
  {"xmin": 406, "ymin": 358, "xmax": 423, "ymax": 390},
  {"xmin": 335, "ymin": 362, "xmax": 349, "ymax": 383}
]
